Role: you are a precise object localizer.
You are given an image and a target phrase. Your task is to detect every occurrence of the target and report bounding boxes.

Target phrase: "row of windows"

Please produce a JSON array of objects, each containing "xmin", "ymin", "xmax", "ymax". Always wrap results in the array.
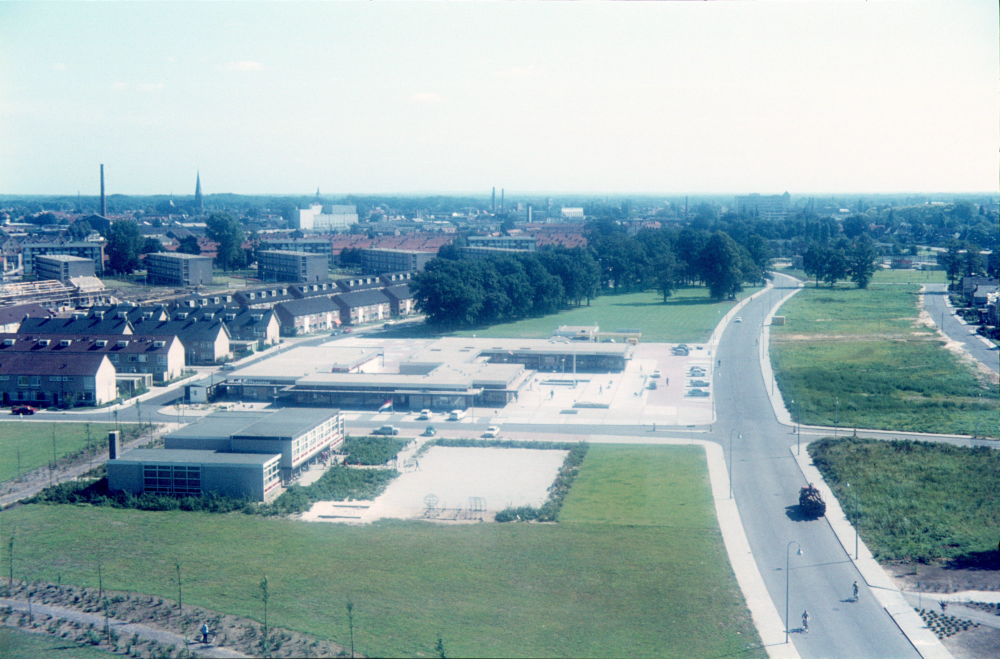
[
  {"xmin": 3, "ymin": 376, "xmax": 97, "ymax": 389},
  {"xmin": 143, "ymin": 465, "xmax": 201, "ymax": 496}
]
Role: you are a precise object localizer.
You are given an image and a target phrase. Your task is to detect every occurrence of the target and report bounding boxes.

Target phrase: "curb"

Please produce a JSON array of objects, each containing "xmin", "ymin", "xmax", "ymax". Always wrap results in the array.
[
  {"xmin": 759, "ymin": 274, "xmax": 804, "ymax": 427},
  {"xmin": 790, "ymin": 443, "xmax": 954, "ymax": 659}
]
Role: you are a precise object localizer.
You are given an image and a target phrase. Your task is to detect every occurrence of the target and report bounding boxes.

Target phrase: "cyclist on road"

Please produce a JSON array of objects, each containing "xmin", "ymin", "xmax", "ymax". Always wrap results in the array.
[
  {"xmin": 802, "ymin": 610, "xmax": 809, "ymax": 633},
  {"xmin": 853, "ymin": 581, "xmax": 859, "ymax": 601}
]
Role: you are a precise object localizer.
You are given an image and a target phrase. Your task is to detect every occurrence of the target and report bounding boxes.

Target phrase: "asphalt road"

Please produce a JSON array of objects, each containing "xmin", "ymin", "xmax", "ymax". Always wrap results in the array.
[{"xmin": 922, "ymin": 283, "xmax": 999, "ymax": 374}]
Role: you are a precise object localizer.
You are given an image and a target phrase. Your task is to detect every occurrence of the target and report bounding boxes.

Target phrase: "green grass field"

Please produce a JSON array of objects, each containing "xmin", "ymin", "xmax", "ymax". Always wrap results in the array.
[
  {"xmin": 0, "ymin": 422, "xmax": 140, "ymax": 484},
  {"xmin": 779, "ymin": 268, "xmax": 947, "ymax": 286},
  {"xmin": 809, "ymin": 437, "xmax": 1000, "ymax": 564},
  {"xmin": 772, "ymin": 284, "xmax": 999, "ymax": 436},
  {"xmin": 0, "ymin": 628, "xmax": 114, "ymax": 659},
  {"xmin": 0, "ymin": 445, "xmax": 764, "ymax": 658},
  {"xmin": 452, "ymin": 286, "xmax": 762, "ymax": 343}
]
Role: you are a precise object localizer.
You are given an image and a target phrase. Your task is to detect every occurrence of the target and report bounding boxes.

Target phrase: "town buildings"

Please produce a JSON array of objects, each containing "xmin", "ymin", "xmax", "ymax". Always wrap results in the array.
[
  {"xmin": 734, "ymin": 193, "xmax": 792, "ymax": 220},
  {"xmin": 22, "ymin": 239, "xmax": 105, "ymax": 276},
  {"xmin": 359, "ymin": 248, "xmax": 434, "ymax": 275},
  {"xmin": 295, "ymin": 204, "xmax": 359, "ymax": 231},
  {"xmin": 35, "ymin": 255, "xmax": 96, "ymax": 283}
]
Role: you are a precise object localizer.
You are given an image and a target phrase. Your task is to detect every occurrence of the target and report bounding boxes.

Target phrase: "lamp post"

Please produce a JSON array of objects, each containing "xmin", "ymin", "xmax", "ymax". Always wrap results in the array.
[
  {"xmin": 974, "ymin": 392, "xmax": 982, "ymax": 438},
  {"xmin": 795, "ymin": 399, "xmax": 801, "ymax": 455},
  {"xmin": 729, "ymin": 429, "xmax": 741, "ymax": 499},
  {"xmin": 835, "ymin": 396, "xmax": 839, "ymax": 438},
  {"xmin": 847, "ymin": 482, "xmax": 859, "ymax": 560},
  {"xmin": 786, "ymin": 541, "xmax": 803, "ymax": 643}
]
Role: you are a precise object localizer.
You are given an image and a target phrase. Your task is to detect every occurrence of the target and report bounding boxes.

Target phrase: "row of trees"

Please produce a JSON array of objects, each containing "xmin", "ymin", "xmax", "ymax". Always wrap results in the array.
[
  {"xmin": 411, "ymin": 248, "xmax": 599, "ymax": 329},
  {"xmin": 801, "ymin": 236, "xmax": 880, "ymax": 289},
  {"xmin": 585, "ymin": 220, "xmax": 770, "ymax": 301},
  {"xmin": 938, "ymin": 240, "xmax": 997, "ymax": 284}
]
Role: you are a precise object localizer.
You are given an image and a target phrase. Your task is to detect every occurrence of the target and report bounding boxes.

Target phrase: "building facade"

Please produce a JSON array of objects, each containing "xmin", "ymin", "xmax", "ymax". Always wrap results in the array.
[
  {"xmin": 296, "ymin": 204, "xmax": 358, "ymax": 231},
  {"xmin": 359, "ymin": 249, "xmax": 433, "ymax": 274},
  {"xmin": 35, "ymin": 255, "xmax": 96, "ymax": 282},
  {"xmin": 22, "ymin": 240, "xmax": 105, "ymax": 276},
  {"xmin": 258, "ymin": 250, "xmax": 328, "ymax": 283},
  {"xmin": 145, "ymin": 252, "xmax": 214, "ymax": 286},
  {"xmin": 466, "ymin": 236, "xmax": 537, "ymax": 252},
  {"xmin": 0, "ymin": 333, "xmax": 184, "ymax": 383},
  {"xmin": 260, "ymin": 238, "xmax": 334, "ymax": 267},
  {"xmin": 734, "ymin": 193, "xmax": 792, "ymax": 220},
  {"xmin": 0, "ymin": 352, "xmax": 117, "ymax": 406}
]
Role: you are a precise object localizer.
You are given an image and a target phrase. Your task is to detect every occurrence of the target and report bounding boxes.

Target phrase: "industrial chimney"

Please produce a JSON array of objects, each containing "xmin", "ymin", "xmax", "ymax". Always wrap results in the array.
[
  {"xmin": 100, "ymin": 164, "xmax": 107, "ymax": 217},
  {"xmin": 492, "ymin": 187, "xmax": 496, "ymax": 213},
  {"xmin": 108, "ymin": 430, "xmax": 120, "ymax": 460},
  {"xmin": 501, "ymin": 188, "xmax": 504, "ymax": 212}
]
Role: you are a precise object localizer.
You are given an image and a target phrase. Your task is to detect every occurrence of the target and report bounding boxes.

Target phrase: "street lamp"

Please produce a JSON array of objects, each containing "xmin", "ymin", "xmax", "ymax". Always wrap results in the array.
[
  {"xmin": 785, "ymin": 541, "xmax": 803, "ymax": 643},
  {"xmin": 847, "ymin": 482, "xmax": 859, "ymax": 560},
  {"xmin": 835, "ymin": 396, "xmax": 839, "ymax": 438},
  {"xmin": 729, "ymin": 429, "xmax": 741, "ymax": 499}
]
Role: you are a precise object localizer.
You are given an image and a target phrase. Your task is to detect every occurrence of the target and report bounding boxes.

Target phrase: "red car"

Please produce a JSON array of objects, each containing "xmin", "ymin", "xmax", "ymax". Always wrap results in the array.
[{"xmin": 11, "ymin": 406, "xmax": 37, "ymax": 415}]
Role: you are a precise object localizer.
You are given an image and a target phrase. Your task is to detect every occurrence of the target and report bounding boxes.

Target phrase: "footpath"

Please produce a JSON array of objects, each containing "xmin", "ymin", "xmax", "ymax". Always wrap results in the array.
[{"xmin": 0, "ymin": 597, "xmax": 246, "ymax": 658}]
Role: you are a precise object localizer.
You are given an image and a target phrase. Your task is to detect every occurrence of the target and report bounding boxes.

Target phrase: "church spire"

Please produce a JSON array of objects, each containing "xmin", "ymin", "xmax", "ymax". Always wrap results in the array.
[{"xmin": 194, "ymin": 171, "xmax": 203, "ymax": 212}]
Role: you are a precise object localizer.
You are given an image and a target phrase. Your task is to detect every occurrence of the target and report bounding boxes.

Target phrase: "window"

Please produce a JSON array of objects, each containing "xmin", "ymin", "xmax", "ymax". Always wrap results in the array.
[
  {"xmin": 157, "ymin": 356, "xmax": 167, "ymax": 365},
  {"xmin": 17, "ymin": 376, "xmax": 29, "ymax": 387},
  {"xmin": 35, "ymin": 391, "xmax": 47, "ymax": 401},
  {"xmin": 29, "ymin": 377, "xmax": 39, "ymax": 388},
  {"xmin": 109, "ymin": 355, "xmax": 119, "ymax": 363},
  {"xmin": 83, "ymin": 377, "xmax": 95, "ymax": 390},
  {"xmin": 138, "ymin": 355, "xmax": 147, "ymax": 363}
]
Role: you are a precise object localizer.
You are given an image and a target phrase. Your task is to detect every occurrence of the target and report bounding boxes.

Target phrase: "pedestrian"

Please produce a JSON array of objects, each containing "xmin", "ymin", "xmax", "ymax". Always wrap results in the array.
[
  {"xmin": 201, "ymin": 622, "xmax": 210, "ymax": 644},
  {"xmin": 653, "ymin": 423, "xmax": 656, "ymax": 432},
  {"xmin": 801, "ymin": 610, "xmax": 809, "ymax": 633},
  {"xmin": 852, "ymin": 581, "xmax": 859, "ymax": 601}
]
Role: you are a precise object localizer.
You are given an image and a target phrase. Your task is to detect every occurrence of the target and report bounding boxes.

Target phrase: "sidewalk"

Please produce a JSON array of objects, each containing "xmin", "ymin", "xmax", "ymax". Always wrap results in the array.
[{"xmin": 792, "ymin": 444, "xmax": 953, "ymax": 659}]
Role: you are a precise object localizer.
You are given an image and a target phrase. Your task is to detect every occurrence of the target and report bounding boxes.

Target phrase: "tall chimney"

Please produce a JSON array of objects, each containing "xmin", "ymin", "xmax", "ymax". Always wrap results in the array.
[
  {"xmin": 501, "ymin": 188, "xmax": 504, "ymax": 212},
  {"xmin": 100, "ymin": 164, "xmax": 107, "ymax": 217},
  {"xmin": 492, "ymin": 187, "xmax": 496, "ymax": 213},
  {"xmin": 108, "ymin": 430, "xmax": 120, "ymax": 460}
]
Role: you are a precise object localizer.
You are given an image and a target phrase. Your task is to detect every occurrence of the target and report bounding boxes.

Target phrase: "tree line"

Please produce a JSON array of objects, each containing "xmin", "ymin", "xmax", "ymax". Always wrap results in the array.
[
  {"xmin": 103, "ymin": 212, "xmax": 249, "ymax": 274},
  {"xmin": 801, "ymin": 236, "xmax": 880, "ymax": 289},
  {"xmin": 411, "ymin": 247, "xmax": 600, "ymax": 329}
]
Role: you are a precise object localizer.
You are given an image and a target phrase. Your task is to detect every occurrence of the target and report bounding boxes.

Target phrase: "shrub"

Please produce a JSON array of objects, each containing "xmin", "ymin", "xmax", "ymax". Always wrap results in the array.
[
  {"xmin": 492, "ymin": 443, "xmax": 588, "ymax": 523},
  {"xmin": 342, "ymin": 435, "xmax": 408, "ymax": 465}
]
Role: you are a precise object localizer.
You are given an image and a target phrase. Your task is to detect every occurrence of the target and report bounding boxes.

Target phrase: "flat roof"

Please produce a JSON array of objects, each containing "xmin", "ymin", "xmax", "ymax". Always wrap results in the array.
[
  {"xmin": 165, "ymin": 411, "xmax": 271, "ymax": 441},
  {"xmin": 232, "ymin": 407, "xmax": 341, "ymax": 439},
  {"xmin": 36, "ymin": 254, "xmax": 92, "ymax": 263},
  {"xmin": 227, "ymin": 346, "xmax": 382, "ymax": 382},
  {"xmin": 113, "ymin": 448, "xmax": 279, "ymax": 465}
]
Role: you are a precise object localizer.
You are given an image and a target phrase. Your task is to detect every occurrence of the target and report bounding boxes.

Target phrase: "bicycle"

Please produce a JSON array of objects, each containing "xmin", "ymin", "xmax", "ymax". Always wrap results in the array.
[{"xmin": 802, "ymin": 610, "xmax": 809, "ymax": 633}]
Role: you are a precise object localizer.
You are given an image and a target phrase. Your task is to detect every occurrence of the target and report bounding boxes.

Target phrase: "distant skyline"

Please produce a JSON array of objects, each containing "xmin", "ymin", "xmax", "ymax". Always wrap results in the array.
[{"xmin": 1, "ymin": 2, "xmax": 997, "ymax": 197}]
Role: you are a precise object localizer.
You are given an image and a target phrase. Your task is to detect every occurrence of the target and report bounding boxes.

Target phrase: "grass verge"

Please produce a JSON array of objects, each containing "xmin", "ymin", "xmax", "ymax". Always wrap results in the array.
[
  {"xmin": 809, "ymin": 437, "xmax": 1000, "ymax": 565},
  {"xmin": 0, "ymin": 444, "xmax": 765, "ymax": 658},
  {"xmin": 0, "ymin": 422, "xmax": 142, "ymax": 484},
  {"xmin": 772, "ymin": 283, "xmax": 998, "ymax": 436},
  {"xmin": 0, "ymin": 627, "xmax": 114, "ymax": 659}
]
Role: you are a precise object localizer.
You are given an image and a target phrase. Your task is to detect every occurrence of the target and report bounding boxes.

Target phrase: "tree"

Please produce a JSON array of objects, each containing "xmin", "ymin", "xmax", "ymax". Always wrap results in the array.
[
  {"xmin": 699, "ymin": 232, "xmax": 744, "ymax": 300},
  {"xmin": 105, "ymin": 220, "xmax": 144, "ymax": 274},
  {"xmin": 822, "ymin": 249, "xmax": 849, "ymax": 287},
  {"xmin": 68, "ymin": 220, "xmax": 93, "ymax": 241},
  {"xmin": 940, "ymin": 240, "xmax": 963, "ymax": 285},
  {"xmin": 258, "ymin": 575, "xmax": 270, "ymax": 657},
  {"xmin": 411, "ymin": 259, "xmax": 484, "ymax": 328},
  {"xmin": 963, "ymin": 242, "xmax": 985, "ymax": 277},
  {"xmin": 802, "ymin": 243, "xmax": 826, "ymax": 287},
  {"xmin": 346, "ymin": 599, "xmax": 355, "ymax": 658},
  {"xmin": 842, "ymin": 215, "xmax": 868, "ymax": 239},
  {"xmin": 177, "ymin": 236, "xmax": 201, "ymax": 255},
  {"xmin": 142, "ymin": 238, "xmax": 164, "ymax": 254},
  {"xmin": 652, "ymin": 250, "xmax": 678, "ymax": 302},
  {"xmin": 206, "ymin": 212, "xmax": 246, "ymax": 271},
  {"xmin": 849, "ymin": 236, "xmax": 879, "ymax": 289}
]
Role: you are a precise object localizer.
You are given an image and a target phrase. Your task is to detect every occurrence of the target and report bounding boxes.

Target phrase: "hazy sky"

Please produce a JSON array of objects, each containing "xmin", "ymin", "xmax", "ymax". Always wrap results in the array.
[{"xmin": 1, "ymin": 2, "xmax": 997, "ymax": 196}]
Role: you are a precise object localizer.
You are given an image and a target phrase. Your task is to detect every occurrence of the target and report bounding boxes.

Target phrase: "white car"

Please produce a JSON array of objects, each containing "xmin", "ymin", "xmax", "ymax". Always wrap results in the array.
[
  {"xmin": 417, "ymin": 409, "xmax": 432, "ymax": 420},
  {"xmin": 483, "ymin": 426, "xmax": 500, "ymax": 438},
  {"xmin": 734, "ymin": 317, "xmax": 742, "ymax": 323},
  {"xmin": 448, "ymin": 409, "xmax": 466, "ymax": 421},
  {"xmin": 651, "ymin": 370, "xmax": 661, "ymax": 379}
]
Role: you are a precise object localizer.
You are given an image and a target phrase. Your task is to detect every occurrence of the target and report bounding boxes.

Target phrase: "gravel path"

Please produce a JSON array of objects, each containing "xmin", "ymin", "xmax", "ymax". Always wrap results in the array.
[{"xmin": 0, "ymin": 596, "xmax": 247, "ymax": 657}]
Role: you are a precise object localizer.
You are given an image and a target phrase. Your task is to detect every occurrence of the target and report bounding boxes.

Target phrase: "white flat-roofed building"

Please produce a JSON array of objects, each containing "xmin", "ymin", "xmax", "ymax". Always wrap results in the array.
[{"xmin": 297, "ymin": 204, "xmax": 358, "ymax": 231}]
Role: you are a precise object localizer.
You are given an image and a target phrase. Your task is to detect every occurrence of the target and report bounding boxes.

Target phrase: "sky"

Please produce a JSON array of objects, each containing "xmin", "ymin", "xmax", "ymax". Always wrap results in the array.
[{"xmin": 1, "ymin": 2, "xmax": 997, "ymax": 197}]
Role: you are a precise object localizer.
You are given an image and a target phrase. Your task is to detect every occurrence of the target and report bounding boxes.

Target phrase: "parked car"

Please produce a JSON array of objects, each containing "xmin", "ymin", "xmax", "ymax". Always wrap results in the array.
[
  {"xmin": 689, "ymin": 379, "xmax": 710, "ymax": 388},
  {"xmin": 448, "ymin": 409, "xmax": 466, "ymax": 421},
  {"xmin": 688, "ymin": 369, "xmax": 706, "ymax": 377},
  {"xmin": 651, "ymin": 370, "xmax": 661, "ymax": 378},
  {"xmin": 672, "ymin": 347, "xmax": 689, "ymax": 356},
  {"xmin": 417, "ymin": 409, "xmax": 432, "ymax": 420},
  {"xmin": 734, "ymin": 316, "xmax": 742, "ymax": 323},
  {"xmin": 372, "ymin": 425, "xmax": 400, "ymax": 435},
  {"xmin": 483, "ymin": 426, "xmax": 501, "ymax": 438},
  {"xmin": 686, "ymin": 389, "xmax": 710, "ymax": 397},
  {"xmin": 221, "ymin": 363, "xmax": 238, "ymax": 371},
  {"xmin": 648, "ymin": 380, "xmax": 658, "ymax": 390},
  {"xmin": 10, "ymin": 406, "xmax": 37, "ymax": 415},
  {"xmin": 423, "ymin": 425, "xmax": 437, "ymax": 436}
]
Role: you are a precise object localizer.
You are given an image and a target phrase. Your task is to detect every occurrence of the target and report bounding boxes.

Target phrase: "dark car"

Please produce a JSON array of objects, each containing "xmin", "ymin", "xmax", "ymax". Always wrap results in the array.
[
  {"xmin": 689, "ymin": 379, "xmax": 710, "ymax": 387},
  {"xmin": 423, "ymin": 425, "xmax": 437, "ymax": 436},
  {"xmin": 686, "ymin": 389, "xmax": 710, "ymax": 397},
  {"xmin": 11, "ymin": 406, "xmax": 37, "ymax": 415}
]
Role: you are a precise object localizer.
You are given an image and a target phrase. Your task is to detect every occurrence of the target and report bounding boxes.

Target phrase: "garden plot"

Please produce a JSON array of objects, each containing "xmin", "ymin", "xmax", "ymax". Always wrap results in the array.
[{"xmin": 304, "ymin": 446, "xmax": 567, "ymax": 523}]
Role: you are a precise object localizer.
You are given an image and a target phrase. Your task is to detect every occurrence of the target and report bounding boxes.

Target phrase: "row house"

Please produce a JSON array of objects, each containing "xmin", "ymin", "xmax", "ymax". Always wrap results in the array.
[
  {"xmin": 332, "ymin": 289, "xmax": 391, "ymax": 325},
  {"xmin": 0, "ymin": 352, "xmax": 117, "ymax": 407},
  {"xmin": 274, "ymin": 297, "xmax": 341, "ymax": 336},
  {"xmin": 0, "ymin": 333, "xmax": 184, "ymax": 383}
]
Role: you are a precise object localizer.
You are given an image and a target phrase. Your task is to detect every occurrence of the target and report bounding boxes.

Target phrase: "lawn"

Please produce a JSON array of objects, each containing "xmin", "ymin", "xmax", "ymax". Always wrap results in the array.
[
  {"xmin": 0, "ymin": 628, "xmax": 114, "ymax": 659},
  {"xmin": 778, "ymin": 268, "xmax": 946, "ymax": 286},
  {"xmin": 0, "ymin": 422, "xmax": 141, "ymax": 484},
  {"xmin": 771, "ymin": 284, "xmax": 999, "ymax": 436},
  {"xmin": 809, "ymin": 437, "xmax": 1000, "ymax": 564},
  {"xmin": 452, "ymin": 286, "xmax": 762, "ymax": 343},
  {"xmin": 0, "ymin": 445, "xmax": 765, "ymax": 658}
]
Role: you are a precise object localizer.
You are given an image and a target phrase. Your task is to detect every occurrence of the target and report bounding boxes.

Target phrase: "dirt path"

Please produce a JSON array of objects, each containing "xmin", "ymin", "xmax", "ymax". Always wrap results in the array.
[{"xmin": 1, "ymin": 596, "xmax": 246, "ymax": 657}]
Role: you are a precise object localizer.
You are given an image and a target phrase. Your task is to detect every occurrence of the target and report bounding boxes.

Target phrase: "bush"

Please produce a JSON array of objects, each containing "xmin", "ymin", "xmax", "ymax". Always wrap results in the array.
[{"xmin": 342, "ymin": 435, "xmax": 408, "ymax": 465}]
